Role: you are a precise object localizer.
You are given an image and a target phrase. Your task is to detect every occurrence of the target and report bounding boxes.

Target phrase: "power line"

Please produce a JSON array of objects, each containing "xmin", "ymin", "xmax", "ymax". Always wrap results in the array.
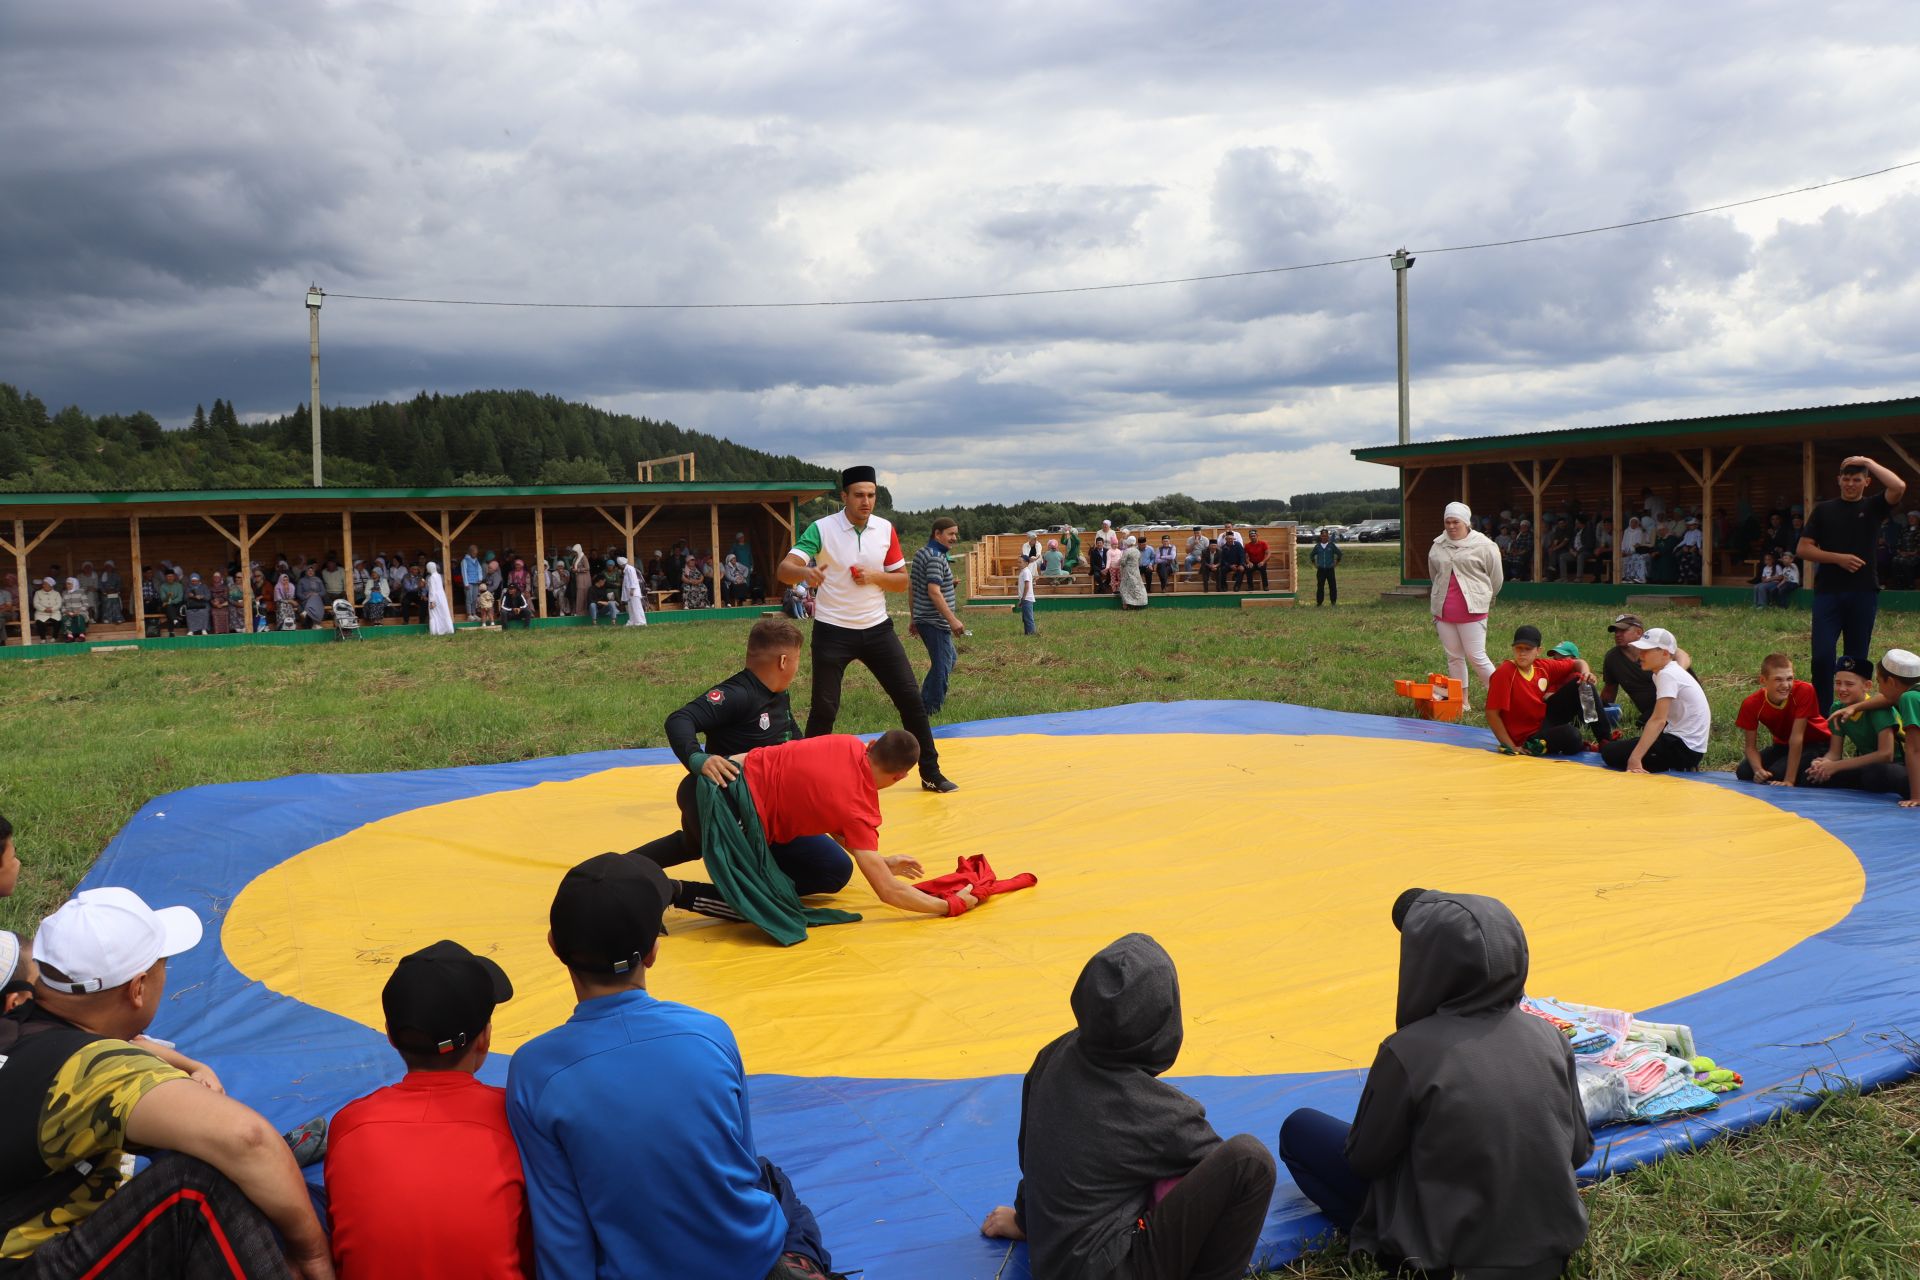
[{"xmin": 325, "ymin": 157, "xmax": 1920, "ymax": 312}]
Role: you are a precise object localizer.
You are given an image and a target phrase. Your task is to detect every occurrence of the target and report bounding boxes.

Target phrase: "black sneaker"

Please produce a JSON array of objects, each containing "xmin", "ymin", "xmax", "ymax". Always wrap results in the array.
[{"xmin": 921, "ymin": 775, "xmax": 959, "ymax": 794}]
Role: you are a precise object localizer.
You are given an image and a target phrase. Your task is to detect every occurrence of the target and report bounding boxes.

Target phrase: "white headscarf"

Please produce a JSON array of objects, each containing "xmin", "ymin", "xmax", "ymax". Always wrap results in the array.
[
  {"xmin": 1125, "ymin": 535, "xmax": 1138, "ymax": 547},
  {"xmin": 1443, "ymin": 502, "xmax": 1473, "ymax": 539}
]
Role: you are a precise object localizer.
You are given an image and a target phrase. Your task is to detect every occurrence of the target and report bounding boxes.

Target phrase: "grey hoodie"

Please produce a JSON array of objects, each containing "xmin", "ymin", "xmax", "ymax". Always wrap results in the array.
[
  {"xmin": 1015, "ymin": 934, "xmax": 1222, "ymax": 1280},
  {"xmin": 1347, "ymin": 893, "xmax": 1592, "ymax": 1276}
]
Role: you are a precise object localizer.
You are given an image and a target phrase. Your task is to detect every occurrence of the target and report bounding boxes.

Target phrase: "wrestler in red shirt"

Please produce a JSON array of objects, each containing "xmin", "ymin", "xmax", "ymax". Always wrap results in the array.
[{"xmin": 1735, "ymin": 655, "xmax": 1830, "ymax": 786}]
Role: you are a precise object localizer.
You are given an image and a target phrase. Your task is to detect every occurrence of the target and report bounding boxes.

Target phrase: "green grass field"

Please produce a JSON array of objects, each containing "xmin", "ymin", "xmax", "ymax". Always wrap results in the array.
[{"xmin": 3, "ymin": 543, "xmax": 1915, "ymax": 1277}]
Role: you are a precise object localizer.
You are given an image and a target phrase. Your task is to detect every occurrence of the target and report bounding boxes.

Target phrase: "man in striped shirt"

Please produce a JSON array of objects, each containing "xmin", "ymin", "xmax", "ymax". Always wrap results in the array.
[
  {"xmin": 777, "ymin": 466, "xmax": 959, "ymax": 793},
  {"xmin": 908, "ymin": 519, "xmax": 967, "ymax": 716}
]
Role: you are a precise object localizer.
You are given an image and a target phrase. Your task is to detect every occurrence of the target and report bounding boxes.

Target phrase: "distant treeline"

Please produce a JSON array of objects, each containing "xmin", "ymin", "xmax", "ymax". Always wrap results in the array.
[{"xmin": 0, "ymin": 383, "xmax": 1397, "ymax": 536}]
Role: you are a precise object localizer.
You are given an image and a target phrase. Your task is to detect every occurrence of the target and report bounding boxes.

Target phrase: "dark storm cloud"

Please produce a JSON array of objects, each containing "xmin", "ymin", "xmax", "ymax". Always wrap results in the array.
[{"xmin": 5, "ymin": 1, "xmax": 1920, "ymax": 503}]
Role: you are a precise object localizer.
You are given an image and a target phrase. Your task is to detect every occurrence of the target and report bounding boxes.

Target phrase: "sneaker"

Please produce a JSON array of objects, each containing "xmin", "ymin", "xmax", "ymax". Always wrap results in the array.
[
  {"xmin": 282, "ymin": 1116, "xmax": 328, "ymax": 1168},
  {"xmin": 921, "ymin": 775, "xmax": 959, "ymax": 794},
  {"xmin": 767, "ymin": 1252, "xmax": 847, "ymax": 1280}
]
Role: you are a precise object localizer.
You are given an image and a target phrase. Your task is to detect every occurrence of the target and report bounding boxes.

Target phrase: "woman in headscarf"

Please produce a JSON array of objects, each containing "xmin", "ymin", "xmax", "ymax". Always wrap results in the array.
[
  {"xmin": 720, "ymin": 553, "xmax": 749, "ymax": 606},
  {"xmin": 32, "ymin": 578, "xmax": 63, "ymax": 642},
  {"xmin": 98, "ymin": 560, "xmax": 124, "ymax": 624},
  {"xmin": 271, "ymin": 572, "xmax": 296, "ymax": 630},
  {"xmin": 1427, "ymin": 501, "xmax": 1504, "ymax": 710},
  {"xmin": 1619, "ymin": 517, "xmax": 1649, "ymax": 584},
  {"xmin": 297, "ymin": 563, "xmax": 327, "ymax": 627},
  {"xmin": 569, "ymin": 544, "xmax": 590, "ymax": 617},
  {"xmin": 208, "ymin": 572, "xmax": 231, "ymax": 634},
  {"xmin": 76, "ymin": 562, "xmax": 100, "ymax": 620},
  {"xmin": 426, "ymin": 562, "xmax": 456, "ymax": 635},
  {"xmin": 680, "ymin": 554, "xmax": 710, "ymax": 610},
  {"xmin": 56, "ymin": 577, "xmax": 90, "ymax": 642},
  {"xmin": 183, "ymin": 573, "xmax": 213, "ymax": 636},
  {"xmin": 509, "ymin": 557, "xmax": 530, "ymax": 598},
  {"xmin": 618, "ymin": 555, "xmax": 647, "ymax": 626},
  {"xmin": 1117, "ymin": 535, "xmax": 1148, "ymax": 610}
]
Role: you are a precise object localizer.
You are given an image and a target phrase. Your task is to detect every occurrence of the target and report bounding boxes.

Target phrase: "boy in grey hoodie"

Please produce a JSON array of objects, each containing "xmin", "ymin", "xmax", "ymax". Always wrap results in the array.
[
  {"xmin": 1279, "ymin": 889, "xmax": 1591, "ymax": 1279},
  {"xmin": 981, "ymin": 933, "xmax": 1276, "ymax": 1280}
]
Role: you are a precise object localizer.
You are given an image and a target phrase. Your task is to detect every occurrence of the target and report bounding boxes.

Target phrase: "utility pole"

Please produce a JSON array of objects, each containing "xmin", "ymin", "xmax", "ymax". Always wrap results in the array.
[
  {"xmin": 1390, "ymin": 249, "xmax": 1414, "ymax": 445},
  {"xmin": 306, "ymin": 285, "xmax": 325, "ymax": 486}
]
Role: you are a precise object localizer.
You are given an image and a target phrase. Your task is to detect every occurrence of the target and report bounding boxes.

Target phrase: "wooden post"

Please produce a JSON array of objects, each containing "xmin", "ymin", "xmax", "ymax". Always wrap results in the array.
[
  {"xmin": 238, "ymin": 514, "xmax": 253, "ymax": 632},
  {"xmin": 439, "ymin": 510, "xmax": 453, "ymax": 589},
  {"xmin": 1530, "ymin": 459, "xmax": 1544, "ymax": 582},
  {"xmin": 129, "ymin": 516, "xmax": 144, "ymax": 638},
  {"xmin": 1611, "ymin": 454, "xmax": 1623, "ymax": 584},
  {"xmin": 1701, "ymin": 447, "xmax": 1715, "ymax": 587},
  {"xmin": 534, "ymin": 506, "xmax": 548, "ymax": 618},
  {"xmin": 1460, "ymin": 463, "xmax": 1470, "ymax": 509},
  {"xmin": 8, "ymin": 519, "xmax": 27, "ymax": 646},
  {"xmin": 623, "ymin": 504, "xmax": 636, "ymax": 565},
  {"xmin": 1803, "ymin": 440, "xmax": 1816, "ymax": 519},
  {"xmin": 342, "ymin": 510, "xmax": 357, "ymax": 606},
  {"xmin": 709, "ymin": 503, "xmax": 721, "ymax": 594}
]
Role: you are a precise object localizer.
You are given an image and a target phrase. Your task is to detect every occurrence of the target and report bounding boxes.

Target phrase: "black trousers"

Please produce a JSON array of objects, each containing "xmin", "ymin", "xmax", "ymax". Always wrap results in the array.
[
  {"xmin": 632, "ymin": 773, "xmax": 854, "ymax": 909},
  {"xmin": 1315, "ymin": 566, "xmax": 1338, "ymax": 605},
  {"xmin": 1528, "ymin": 681, "xmax": 1608, "ymax": 756},
  {"xmin": 1117, "ymin": 1134, "xmax": 1276, "ymax": 1280},
  {"xmin": 805, "ymin": 618, "xmax": 942, "ymax": 780},
  {"xmin": 1735, "ymin": 741, "xmax": 1818, "ymax": 785},
  {"xmin": 19, "ymin": 1154, "xmax": 291, "ymax": 1279},
  {"xmin": 1600, "ymin": 730, "xmax": 1703, "ymax": 773},
  {"xmin": 1245, "ymin": 562, "xmax": 1269, "ymax": 590}
]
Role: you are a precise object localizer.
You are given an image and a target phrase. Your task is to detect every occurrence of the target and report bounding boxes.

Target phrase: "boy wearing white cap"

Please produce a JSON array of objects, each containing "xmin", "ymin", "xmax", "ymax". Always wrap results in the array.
[
  {"xmin": 1829, "ymin": 648, "xmax": 1920, "ymax": 808},
  {"xmin": 0, "ymin": 887, "xmax": 332, "ymax": 1277},
  {"xmin": 1599, "ymin": 628, "xmax": 1712, "ymax": 773}
]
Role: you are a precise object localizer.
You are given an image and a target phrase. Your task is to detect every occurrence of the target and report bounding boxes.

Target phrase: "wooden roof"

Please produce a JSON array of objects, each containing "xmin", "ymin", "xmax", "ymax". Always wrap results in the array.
[{"xmin": 0, "ymin": 480, "xmax": 831, "ymax": 514}]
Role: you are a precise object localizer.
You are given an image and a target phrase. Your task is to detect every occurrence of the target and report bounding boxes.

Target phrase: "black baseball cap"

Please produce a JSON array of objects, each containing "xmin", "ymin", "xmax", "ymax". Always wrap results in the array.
[
  {"xmin": 383, "ymin": 940, "xmax": 513, "ymax": 1056},
  {"xmin": 1836, "ymin": 654, "xmax": 1873, "ymax": 677},
  {"xmin": 550, "ymin": 853, "xmax": 672, "ymax": 976},
  {"xmin": 1512, "ymin": 624, "xmax": 1543, "ymax": 647}
]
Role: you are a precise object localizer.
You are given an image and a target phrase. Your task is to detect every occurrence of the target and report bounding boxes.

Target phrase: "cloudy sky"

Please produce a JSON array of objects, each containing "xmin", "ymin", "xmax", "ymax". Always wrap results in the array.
[{"xmin": 6, "ymin": 2, "xmax": 1920, "ymax": 506}]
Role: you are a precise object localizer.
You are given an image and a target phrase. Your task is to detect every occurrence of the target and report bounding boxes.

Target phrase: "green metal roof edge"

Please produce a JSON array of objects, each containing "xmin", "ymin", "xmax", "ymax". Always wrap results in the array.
[
  {"xmin": 0, "ymin": 480, "xmax": 833, "ymax": 507},
  {"xmin": 1350, "ymin": 397, "xmax": 1920, "ymax": 464}
]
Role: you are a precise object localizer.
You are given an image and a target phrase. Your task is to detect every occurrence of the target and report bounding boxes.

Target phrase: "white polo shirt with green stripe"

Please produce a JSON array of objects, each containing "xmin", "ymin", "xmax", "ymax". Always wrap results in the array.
[{"xmin": 790, "ymin": 510, "xmax": 906, "ymax": 629}]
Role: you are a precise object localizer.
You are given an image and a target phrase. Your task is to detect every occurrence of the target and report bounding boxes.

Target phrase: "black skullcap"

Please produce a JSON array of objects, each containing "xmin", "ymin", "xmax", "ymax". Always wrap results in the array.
[
  {"xmin": 839, "ymin": 465, "xmax": 877, "ymax": 491},
  {"xmin": 1391, "ymin": 888, "xmax": 1431, "ymax": 932}
]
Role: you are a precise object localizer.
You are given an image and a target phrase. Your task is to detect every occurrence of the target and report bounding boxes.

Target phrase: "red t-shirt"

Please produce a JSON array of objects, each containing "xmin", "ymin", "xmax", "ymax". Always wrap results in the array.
[
  {"xmin": 324, "ymin": 1072, "xmax": 533, "ymax": 1280},
  {"xmin": 1484, "ymin": 656, "xmax": 1580, "ymax": 742},
  {"xmin": 743, "ymin": 734, "xmax": 883, "ymax": 850},
  {"xmin": 1735, "ymin": 682, "xmax": 1831, "ymax": 748},
  {"xmin": 1246, "ymin": 539, "xmax": 1269, "ymax": 565}
]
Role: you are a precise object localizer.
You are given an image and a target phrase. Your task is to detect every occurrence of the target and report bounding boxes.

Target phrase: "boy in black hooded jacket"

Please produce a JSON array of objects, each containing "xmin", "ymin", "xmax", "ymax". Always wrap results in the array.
[
  {"xmin": 1279, "ymin": 889, "xmax": 1591, "ymax": 1279},
  {"xmin": 982, "ymin": 933, "xmax": 1276, "ymax": 1280}
]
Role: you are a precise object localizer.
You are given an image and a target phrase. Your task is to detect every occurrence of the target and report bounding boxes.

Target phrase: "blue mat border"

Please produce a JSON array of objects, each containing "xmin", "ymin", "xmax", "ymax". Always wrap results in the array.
[{"xmin": 85, "ymin": 700, "xmax": 1920, "ymax": 1279}]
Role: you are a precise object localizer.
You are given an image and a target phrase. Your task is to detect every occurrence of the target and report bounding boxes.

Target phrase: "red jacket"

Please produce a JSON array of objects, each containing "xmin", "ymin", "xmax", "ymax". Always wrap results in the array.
[{"xmin": 914, "ymin": 854, "xmax": 1037, "ymax": 915}]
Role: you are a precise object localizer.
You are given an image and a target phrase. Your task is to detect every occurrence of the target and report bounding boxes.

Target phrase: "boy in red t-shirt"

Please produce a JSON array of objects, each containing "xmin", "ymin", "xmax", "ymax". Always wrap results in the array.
[
  {"xmin": 1735, "ymin": 653, "xmax": 1831, "ymax": 786},
  {"xmin": 1485, "ymin": 625, "xmax": 1602, "ymax": 756}
]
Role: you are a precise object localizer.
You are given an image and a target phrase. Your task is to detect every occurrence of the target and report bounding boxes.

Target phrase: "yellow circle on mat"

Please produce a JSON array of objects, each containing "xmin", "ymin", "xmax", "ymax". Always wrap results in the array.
[{"xmin": 224, "ymin": 733, "xmax": 1864, "ymax": 1078}]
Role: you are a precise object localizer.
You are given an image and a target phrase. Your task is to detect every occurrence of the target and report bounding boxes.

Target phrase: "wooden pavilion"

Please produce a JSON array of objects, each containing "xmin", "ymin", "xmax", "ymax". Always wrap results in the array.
[
  {"xmin": 1352, "ymin": 397, "xmax": 1920, "ymax": 599},
  {"xmin": 0, "ymin": 479, "xmax": 830, "ymax": 648}
]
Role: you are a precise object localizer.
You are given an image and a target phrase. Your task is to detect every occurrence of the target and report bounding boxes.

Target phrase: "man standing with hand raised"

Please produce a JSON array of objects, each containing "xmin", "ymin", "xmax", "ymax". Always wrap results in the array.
[{"xmin": 778, "ymin": 466, "xmax": 958, "ymax": 793}]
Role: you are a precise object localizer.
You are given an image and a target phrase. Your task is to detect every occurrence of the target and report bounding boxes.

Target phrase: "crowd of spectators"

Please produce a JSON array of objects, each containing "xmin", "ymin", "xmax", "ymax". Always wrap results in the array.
[
  {"xmin": 1021, "ymin": 523, "xmax": 1274, "ymax": 599},
  {"xmin": 0, "ymin": 530, "xmax": 774, "ymax": 643}
]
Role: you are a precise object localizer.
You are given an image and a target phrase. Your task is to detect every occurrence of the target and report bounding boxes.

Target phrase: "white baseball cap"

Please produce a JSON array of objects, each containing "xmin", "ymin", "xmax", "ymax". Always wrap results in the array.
[
  {"xmin": 32, "ymin": 887, "xmax": 203, "ymax": 994},
  {"xmin": 0, "ymin": 929, "xmax": 20, "ymax": 988},
  {"xmin": 1628, "ymin": 627, "xmax": 1678, "ymax": 654}
]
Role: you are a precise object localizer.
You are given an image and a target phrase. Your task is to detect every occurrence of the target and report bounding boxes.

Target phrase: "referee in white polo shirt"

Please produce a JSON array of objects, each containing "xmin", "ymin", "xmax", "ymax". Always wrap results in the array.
[{"xmin": 777, "ymin": 466, "xmax": 958, "ymax": 793}]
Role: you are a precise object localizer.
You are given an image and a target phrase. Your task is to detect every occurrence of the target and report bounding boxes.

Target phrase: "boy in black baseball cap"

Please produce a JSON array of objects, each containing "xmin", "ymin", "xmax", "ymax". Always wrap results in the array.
[
  {"xmin": 324, "ymin": 940, "xmax": 532, "ymax": 1278},
  {"xmin": 509, "ymin": 853, "xmax": 842, "ymax": 1280}
]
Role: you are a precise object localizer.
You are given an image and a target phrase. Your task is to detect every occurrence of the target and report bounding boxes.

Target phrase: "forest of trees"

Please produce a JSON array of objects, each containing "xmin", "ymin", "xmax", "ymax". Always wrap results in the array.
[{"xmin": 0, "ymin": 383, "xmax": 1397, "ymax": 535}]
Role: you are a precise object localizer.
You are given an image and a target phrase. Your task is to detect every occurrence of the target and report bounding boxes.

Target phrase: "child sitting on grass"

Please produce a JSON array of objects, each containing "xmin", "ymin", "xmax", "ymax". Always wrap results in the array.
[
  {"xmin": 1804, "ymin": 655, "xmax": 1906, "ymax": 796},
  {"xmin": 1484, "ymin": 626, "xmax": 1603, "ymax": 756},
  {"xmin": 1598, "ymin": 627, "xmax": 1711, "ymax": 774},
  {"xmin": 1279, "ymin": 889, "xmax": 1591, "ymax": 1280},
  {"xmin": 1734, "ymin": 653, "xmax": 1830, "ymax": 786},
  {"xmin": 981, "ymin": 934, "xmax": 1276, "ymax": 1280},
  {"xmin": 1828, "ymin": 648, "xmax": 1920, "ymax": 807}
]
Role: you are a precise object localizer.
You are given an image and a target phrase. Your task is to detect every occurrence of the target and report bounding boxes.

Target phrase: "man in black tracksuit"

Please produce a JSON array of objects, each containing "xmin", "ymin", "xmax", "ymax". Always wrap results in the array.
[{"xmin": 629, "ymin": 617, "xmax": 808, "ymax": 873}]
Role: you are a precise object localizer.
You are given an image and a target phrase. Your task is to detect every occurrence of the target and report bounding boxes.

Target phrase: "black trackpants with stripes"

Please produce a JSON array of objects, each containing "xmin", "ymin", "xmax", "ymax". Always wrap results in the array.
[{"xmin": 19, "ymin": 1154, "xmax": 290, "ymax": 1279}]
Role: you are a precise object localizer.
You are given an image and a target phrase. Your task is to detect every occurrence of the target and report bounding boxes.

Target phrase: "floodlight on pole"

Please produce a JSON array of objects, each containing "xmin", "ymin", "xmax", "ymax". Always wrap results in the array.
[
  {"xmin": 1389, "ymin": 249, "xmax": 1414, "ymax": 446},
  {"xmin": 306, "ymin": 285, "xmax": 324, "ymax": 487}
]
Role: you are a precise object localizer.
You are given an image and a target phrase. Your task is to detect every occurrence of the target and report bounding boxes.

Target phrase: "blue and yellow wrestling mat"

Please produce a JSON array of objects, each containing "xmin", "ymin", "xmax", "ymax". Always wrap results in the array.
[{"xmin": 91, "ymin": 701, "xmax": 1919, "ymax": 1279}]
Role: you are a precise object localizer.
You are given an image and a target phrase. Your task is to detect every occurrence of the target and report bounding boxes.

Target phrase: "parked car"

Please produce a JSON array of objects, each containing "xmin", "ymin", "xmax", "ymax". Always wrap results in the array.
[{"xmin": 1353, "ymin": 519, "xmax": 1401, "ymax": 542}]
